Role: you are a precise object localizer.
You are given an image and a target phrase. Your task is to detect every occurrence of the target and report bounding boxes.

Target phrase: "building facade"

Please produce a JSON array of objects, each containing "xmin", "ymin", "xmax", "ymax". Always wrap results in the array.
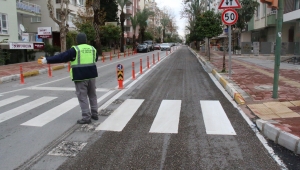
[{"xmin": 241, "ymin": 0, "xmax": 300, "ymax": 55}]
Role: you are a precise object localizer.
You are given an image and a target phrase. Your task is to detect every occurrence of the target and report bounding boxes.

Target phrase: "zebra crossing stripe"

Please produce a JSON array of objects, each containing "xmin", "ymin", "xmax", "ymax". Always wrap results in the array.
[
  {"xmin": 0, "ymin": 95, "xmax": 28, "ymax": 108},
  {"xmin": 26, "ymin": 87, "xmax": 110, "ymax": 92},
  {"xmin": 149, "ymin": 100, "xmax": 181, "ymax": 133},
  {"xmin": 95, "ymin": 99, "xmax": 144, "ymax": 131},
  {"xmin": 0, "ymin": 97, "xmax": 56, "ymax": 123},
  {"xmin": 200, "ymin": 100, "xmax": 236, "ymax": 135},
  {"xmin": 21, "ymin": 98, "xmax": 78, "ymax": 127}
]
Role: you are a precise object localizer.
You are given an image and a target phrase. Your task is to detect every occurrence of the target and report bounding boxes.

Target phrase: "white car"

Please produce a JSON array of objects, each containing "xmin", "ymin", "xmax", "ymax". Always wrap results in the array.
[{"xmin": 160, "ymin": 43, "xmax": 171, "ymax": 51}]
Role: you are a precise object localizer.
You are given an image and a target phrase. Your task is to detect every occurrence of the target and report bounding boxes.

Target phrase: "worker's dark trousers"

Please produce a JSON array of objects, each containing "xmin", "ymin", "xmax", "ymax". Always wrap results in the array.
[{"xmin": 74, "ymin": 79, "xmax": 98, "ymax": 120}]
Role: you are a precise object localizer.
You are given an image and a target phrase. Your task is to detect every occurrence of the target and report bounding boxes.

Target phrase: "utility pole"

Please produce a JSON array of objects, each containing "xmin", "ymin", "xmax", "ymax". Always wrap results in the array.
[
  {"xmin": 272, "ymin": 0, "xmax": 282, "ymax": 99},
  {"xmin": 260, "ymin": 0, "xmax": 281, "ymax": 98}
]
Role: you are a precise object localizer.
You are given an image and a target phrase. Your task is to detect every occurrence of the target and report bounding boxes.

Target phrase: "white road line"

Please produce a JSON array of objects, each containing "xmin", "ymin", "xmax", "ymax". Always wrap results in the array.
[
  {"xmin": 0, "ymin": 95, "xmax": 28, "ymax": 108},
  {"xmin": 0, "ymin": 97, "xmax": 56, "ymax": 123},
  {"xmin": 26, "ymin": 86, "xmax": 110, "ymax": 92},
  {"xmin": 200, "ymin": 100, "xmax": 236, "ymax": 135},
  {"xmin": 95, "ymin": 99, "xmax": 144, "ymax": 131},
  {"xmin": 149, "ymin": 100, "xmax": 181, "ymax": 133},
  {"xmin": 21, "ymin": 98, "xmax": 78, "ymax": 127}
]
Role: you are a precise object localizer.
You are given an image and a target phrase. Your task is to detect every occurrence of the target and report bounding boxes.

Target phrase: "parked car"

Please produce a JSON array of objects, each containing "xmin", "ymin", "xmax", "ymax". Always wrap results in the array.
[
  {"xmin": 143, "ymin": 40, "xmax": 154, "ymax": 51},
  {"xmin": 160, "ymin": 43, "xmax": 171, "ymax": 51},
  {"xmin": 154, "ymin": 44, "xmax": 161, "ymax": 50},
  {"xmin": 137, "ymin": 43, "xmax": 150, "ymax": 53}
]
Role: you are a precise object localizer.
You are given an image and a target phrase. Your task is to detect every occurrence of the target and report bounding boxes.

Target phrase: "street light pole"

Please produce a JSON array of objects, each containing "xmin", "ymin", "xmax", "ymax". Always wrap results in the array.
[{"xmin": 272, "ymin": 0, "xmax": 283, "ymax": 99}]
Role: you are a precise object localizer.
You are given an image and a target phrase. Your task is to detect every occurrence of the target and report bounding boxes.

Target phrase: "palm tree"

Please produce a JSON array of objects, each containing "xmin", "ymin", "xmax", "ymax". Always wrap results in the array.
[
  {"xmin": 130, "ymin": 15, "xmax": 138, "ymax": 50},
  {"xmin": 160, "ymin": 17, "xmax": 169, "ymax": 42},
  {"xmin": 117, "ymin": 0, "xmax": 130, "ymax": 52},
  {"xmin": 136, "ymin": 8, "xmax": 154, "ymax": 42}
]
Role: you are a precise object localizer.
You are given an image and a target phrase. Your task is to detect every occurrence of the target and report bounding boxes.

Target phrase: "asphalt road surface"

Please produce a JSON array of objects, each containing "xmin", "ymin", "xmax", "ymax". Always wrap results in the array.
[{"xmin": 0, "ymin": 46, "xmax": 293, "ymax": 169}]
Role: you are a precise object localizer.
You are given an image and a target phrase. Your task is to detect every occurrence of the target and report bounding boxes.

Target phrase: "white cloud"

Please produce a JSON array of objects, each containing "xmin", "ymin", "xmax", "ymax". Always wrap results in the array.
[{"xmin": 155, "ymin": 0, "xmax": 187, "ymax": 38}]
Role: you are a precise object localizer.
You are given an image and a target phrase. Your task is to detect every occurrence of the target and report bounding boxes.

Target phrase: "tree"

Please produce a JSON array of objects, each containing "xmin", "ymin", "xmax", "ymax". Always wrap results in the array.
[
  {"xmin": 160, "ymin": 17, "xmax": 169, "ymax": 43},
  {"xmin": 78, "ymin": 23, "xmax": 96, "ymax": 45},
  {"xmin": 144, "ymin": 31, "xmax": 154, "ymax": 41},
  {"xmin": 156, "ymin": 26, "xmax": 162, "ymax": 42},
  {"xmin": 101, "ymin": 0, "xmax": 119, "ymax": 23},
  {"xmin": 47, "ymin": 0, "xmax": 70, "ymax": 52},
  {"xmin": 116, "ymin": 0, "xmax": 130, "ymax": 52},
  {"xmin": 100, "ymin": 24, "xmax": 121, "ymax": 53},
  {"xmin": 195, "ymin": 10, "xmax": 222, "ymax": 60},
  {"xmin": 93, "ymin": 0, "xmax": 106, "ymax": 55},
  {"xmin": 137, "ymin": 8, "xmax": 154, "ymax": 42},
  {"xmin": 130, "ymin": 15, "xmax": 138, "ymax": 49},
  {"xmin": 235, "ymin": 0, "xmax": 259, "ymax": 46}
]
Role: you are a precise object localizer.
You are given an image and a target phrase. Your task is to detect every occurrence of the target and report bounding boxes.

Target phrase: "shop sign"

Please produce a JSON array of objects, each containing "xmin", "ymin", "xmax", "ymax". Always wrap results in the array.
[{"xmin": 38, "ymin": 27, "xmax": 52, "ymax": 38}]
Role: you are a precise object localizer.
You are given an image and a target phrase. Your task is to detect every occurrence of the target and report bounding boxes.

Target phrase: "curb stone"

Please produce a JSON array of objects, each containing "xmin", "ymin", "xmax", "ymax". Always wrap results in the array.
[
  {"xmin": 0, "ymin": 63, "xmax": 68, "ymax": 84},
  {"xmin": 188, "ymin": 47, "xmax": 245, "ymax": 105},
  {"xmin": 256, "ymin": 119, "xmax": 300, "ymax": 154}
]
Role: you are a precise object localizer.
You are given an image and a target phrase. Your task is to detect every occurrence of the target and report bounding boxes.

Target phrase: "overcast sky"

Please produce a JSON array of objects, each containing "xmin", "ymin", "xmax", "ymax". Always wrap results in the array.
[{"xmin": 154, "ymin": 0, "xmax": 187, "ymax": 39}]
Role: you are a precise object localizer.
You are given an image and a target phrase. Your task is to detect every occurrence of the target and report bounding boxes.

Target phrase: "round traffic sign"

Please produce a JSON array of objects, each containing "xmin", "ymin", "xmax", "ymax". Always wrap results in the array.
[{"xmin": 221, "ymin": 8, "xmax": 238, "ymax": 25}]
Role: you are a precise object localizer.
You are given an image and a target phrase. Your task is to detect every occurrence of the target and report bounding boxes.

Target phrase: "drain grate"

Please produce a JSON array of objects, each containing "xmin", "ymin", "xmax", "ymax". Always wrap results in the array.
[
  {"xmin": 77, "ymin": 123, "xmax": 100, "ymax": 132},
  {"xmin": 48, "ymin": 141, "xmax": 87, "ymax": 157}
]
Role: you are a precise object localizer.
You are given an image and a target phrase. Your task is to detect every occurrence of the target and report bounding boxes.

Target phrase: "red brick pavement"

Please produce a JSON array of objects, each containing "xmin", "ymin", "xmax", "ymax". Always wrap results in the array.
[{"xmin": 199, "ymin": 50, "xmax": 300, "ymax": 138}]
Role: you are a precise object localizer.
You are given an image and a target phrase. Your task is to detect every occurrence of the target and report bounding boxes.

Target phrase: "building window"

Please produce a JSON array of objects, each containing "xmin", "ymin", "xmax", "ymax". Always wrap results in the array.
[
  {"xmin": 256, "ymin": 4, "xmax": 260, "ymax": 19},
  {"xmin": 263, "ymin": 4, "xmax": 266, "ymax": 17},
  {"xmin": 295, "ymin": 0, "xmax": 300, "ymax": 10},
  {"xmin": 0, "ymin": 13, "xmax": 8, "ymax": 34},
  {"xmin": 31, "ymin": 16, "xmax": 41, "ymax": 23}
]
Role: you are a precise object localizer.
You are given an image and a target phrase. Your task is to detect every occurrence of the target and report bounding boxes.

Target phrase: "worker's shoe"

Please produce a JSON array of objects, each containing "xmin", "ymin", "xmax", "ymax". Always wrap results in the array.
[
  {"xmin": 91, "ymin": 115, "xmax": 99, "ymax": 120},
  {"xmin": 77, "ymin": 119, "xmax": 91, "ymax": 124}
]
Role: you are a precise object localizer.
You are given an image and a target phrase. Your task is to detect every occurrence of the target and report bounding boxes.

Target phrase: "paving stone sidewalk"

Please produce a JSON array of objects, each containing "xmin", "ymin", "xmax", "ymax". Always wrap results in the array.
[{"xmin": 196, "ymin": 49, "xmax": 300, "ymax": 154}]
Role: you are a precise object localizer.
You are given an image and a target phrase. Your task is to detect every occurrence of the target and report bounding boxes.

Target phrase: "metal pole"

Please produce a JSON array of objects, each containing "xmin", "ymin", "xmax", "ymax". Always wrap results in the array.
[
  {"xmin": 228, "ymin": 25, "xmax": 232, "ymax": 77},
  {"xmin": 273, "ymin": 0, "xmax": 283, "ymax": 99}
]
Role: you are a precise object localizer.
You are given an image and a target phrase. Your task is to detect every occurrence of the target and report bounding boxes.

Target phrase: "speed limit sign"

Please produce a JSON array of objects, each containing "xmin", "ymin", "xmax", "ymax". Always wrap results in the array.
[{"xmin": 221, "ymin": 8, "xmax": 238, "ymax": 25}]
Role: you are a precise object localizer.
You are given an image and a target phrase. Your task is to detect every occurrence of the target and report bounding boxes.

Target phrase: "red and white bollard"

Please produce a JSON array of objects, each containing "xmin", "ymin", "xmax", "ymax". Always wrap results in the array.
[
  {"xmin": 147, "ymin": 56, "xmax": 150, "ymax": 69},
  {"xmin": 158, "ymin": 52, "xmax": 160, "ymax": 61},
  {"xmin": 68, "ymin": 62, "xmax": 70, "ymax": 72},
  {"xmin": 48, "ymin": 64, "xmax": 52, "ymax": 77},
  {"xmin": 132, "ymin": 62, "xmax": 135, "ymax": 80},
  {"xmin": 140, "ymin": 59, "xmax": 143, "ymax": 74},
  {"xmin": 20, "ymin": 65, "xmax": 25, "ymax": 84},
  {"xmin": 153, "ymin": 54, "xmax": 155, "ymax": 65}
]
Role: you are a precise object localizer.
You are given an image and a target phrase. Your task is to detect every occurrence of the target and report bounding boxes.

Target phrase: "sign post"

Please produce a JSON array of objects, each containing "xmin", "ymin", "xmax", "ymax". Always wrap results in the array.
[
  {"xmin": 219, "ymin": 0, "xmax": 241, "ymax": 78},
  {"xmin": 116, "ymin": 64, "xmax": 124, "ymax": 89}
]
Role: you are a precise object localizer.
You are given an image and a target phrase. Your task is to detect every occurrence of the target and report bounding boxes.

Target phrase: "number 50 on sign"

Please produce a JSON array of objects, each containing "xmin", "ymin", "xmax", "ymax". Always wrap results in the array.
[{"xmin": 221, "ymin": 8, "xmax": 238, "ymax": 25}]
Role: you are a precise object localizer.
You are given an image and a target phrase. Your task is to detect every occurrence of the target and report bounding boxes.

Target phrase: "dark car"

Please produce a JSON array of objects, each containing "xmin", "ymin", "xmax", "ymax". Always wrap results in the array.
[
  {"xmin": 154, "ymin": 44, "xmax": 160, "ymax": 50},
  {"xmin": 137, "ymin": 43, "xmax": 150, "ymax": 53},
  {"xmin": 143, "ymin": 40, "xmax": 154, "ymax": 51}
]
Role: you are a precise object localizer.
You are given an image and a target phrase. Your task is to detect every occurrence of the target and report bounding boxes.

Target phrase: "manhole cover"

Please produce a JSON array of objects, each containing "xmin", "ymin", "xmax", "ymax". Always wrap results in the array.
[
  {"xmin": 48, "ymin": 141, "xmax": 87, "ymax": 157},
  {"xmin": 98, "ymin": 109, "xmax": 113, "ymax": 116},
  {"xmin": 254, "ymin": 85, "xmax": 278, "ymax": 91}
]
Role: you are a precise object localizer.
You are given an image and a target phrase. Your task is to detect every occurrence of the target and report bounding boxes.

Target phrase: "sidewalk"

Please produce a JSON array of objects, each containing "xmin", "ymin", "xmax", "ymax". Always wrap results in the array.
[{"xmin": 191, "ymin": 48, "xmax": 300, "ymax": 154}]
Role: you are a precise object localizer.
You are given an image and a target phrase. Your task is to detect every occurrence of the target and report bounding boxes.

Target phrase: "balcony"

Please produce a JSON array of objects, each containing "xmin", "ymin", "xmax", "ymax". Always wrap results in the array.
[
  {"xmin": 267, "ymin": 11, "xmax": 277, "ymax": 26},
  {"xmin": 127, "ymin": 31, "xmax": 133, "ymax": 38},
  {"xmin": 16, "ymin": 0, "xmax": 41, "ymax": 16},
  {"xmin": 126, "ymin": 5, "xmax": 132, "ymax": 15},
  {"xmin": 126, "ymin": 0, "xmax": 132, "ymax": 5},
  {"xmin": 126, "ymin": 20, "xmax": 132, "ymax": 26}
]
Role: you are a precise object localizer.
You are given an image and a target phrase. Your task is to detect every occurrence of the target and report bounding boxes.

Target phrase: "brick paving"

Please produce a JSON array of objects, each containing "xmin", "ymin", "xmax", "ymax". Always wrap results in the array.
[{"xmin": 199, "ymin": 50, "xmax": 300, "ymax": 138}]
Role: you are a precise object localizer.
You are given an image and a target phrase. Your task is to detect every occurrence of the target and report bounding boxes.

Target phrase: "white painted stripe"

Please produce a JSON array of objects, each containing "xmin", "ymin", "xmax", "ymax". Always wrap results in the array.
[
  {"xmin": 21, "ymin": 98, "xmax": 78, "ymax": 127},
  {"xmin": 96, "ymin": 99, "xmax": 144, "ymax": 131},
  {"xmin": 149, "ymin": 100, "xmax": 181, "ymax": 133},
  {"xmin": 97, "ymin": 90, "xmax": 115, "ymax": 103},
  {"xmin": 0, "ymin": 97, "xmax": 56, "ymax": 123},
  {"xmin": 200, "ymin": 100, "xmax": 236, "ymax": 135},
  {"xmin": 26, "ymin": 86, "xmax": 110, "ymax": 92},
  {"xmin": 0, "ymin": 95, "xmax": 28, "ymax": 108}
]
